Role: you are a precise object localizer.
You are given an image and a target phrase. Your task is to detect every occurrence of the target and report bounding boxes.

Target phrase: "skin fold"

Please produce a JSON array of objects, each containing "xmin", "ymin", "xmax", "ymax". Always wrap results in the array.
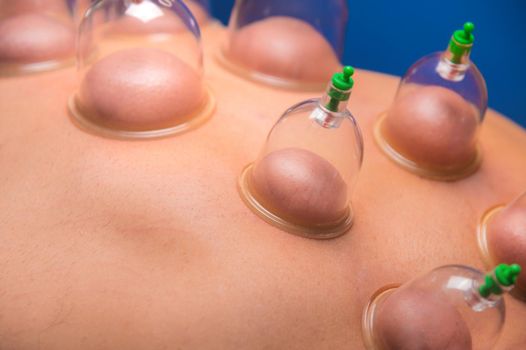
[{"xmin": 0, "ymin": 24, "xmax": 525, "ymax": 349}]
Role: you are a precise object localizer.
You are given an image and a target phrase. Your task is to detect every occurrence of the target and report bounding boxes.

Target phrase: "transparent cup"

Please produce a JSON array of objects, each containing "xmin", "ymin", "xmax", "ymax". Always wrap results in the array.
[
  {"xmin": 238, "ymin": 67, "xmax": 363, "ymax": 239},
  {"xmin": 217, "ymin": 0, "xmax": 347, "ymax": 90},
  {"xmin": 0, "ymin": 0, "xmax": 76, "ymax": 75},
  {"xmin": 68, "ymin": 0, "xmax": 215, "ymax": 139},
  {"xmin": 362, "ymin": 264, "xmax": 520, "ymax": 350},
  {"xmin": 375, "ymin": 23, "xmax": 487, "ymax": 181},
  {"xmin": 478, "ymin": 191, "xmax": 526, "ymax": 301}
]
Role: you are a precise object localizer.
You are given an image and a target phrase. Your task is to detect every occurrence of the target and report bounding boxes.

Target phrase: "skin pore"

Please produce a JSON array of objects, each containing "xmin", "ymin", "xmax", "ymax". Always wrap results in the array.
[{"xmin": 0, "ymin": 23, "xmax": 526, "ymax": 349}]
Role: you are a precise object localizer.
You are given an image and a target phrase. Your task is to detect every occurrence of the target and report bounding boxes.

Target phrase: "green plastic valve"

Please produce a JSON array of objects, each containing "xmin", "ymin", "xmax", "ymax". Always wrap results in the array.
[
  {"xmin": 479, "ymin": 263, "xmax": 521, "ymax": 298},
  {"xmin": 448, "ymin": 22, "xmax": 475, "ymax": 64},
  {"xmin": 495, "ymin": 263, "xmax": 522, "ymax": 286},
  {"xmin": 326, "ymin": 66, "xmax": 354, "ymax": 112},
  {"xmin": 332, "ymin": 66, "xmax": 355, "ymax": 91}
]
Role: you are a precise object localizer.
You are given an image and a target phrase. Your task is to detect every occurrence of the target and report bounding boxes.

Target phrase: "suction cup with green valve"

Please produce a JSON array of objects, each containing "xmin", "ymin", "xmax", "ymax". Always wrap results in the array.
[{"xmin": 237, "ymin": 65, "xmax": 363, "ymax": 239}]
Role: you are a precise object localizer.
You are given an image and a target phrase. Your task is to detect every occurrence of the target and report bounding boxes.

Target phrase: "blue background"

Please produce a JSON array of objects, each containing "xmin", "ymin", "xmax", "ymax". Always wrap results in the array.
[{"xmin": 208, "ymin": 0, "xmax": 526, "ymax": 128}]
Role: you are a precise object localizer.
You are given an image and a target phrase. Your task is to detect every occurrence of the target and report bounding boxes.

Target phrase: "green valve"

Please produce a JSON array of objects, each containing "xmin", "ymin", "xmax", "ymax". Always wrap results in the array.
[
  {"xmin": 479, "ymin": 263, "xmax": 521, "ymax": 299},
  {"xmin": 332, "ymin": 66, "xmax": 355, "ymax": 90},
  {"xmin": 448, "ymin": 22, "xmax": 475, "ymax": 64},
  {"xmin": 495, "ymin": 263, "xmax": 522, "ymax": 286},
  {"xmin": 326, "ymin": 66, "xmax": 354, "ymax": 112}
]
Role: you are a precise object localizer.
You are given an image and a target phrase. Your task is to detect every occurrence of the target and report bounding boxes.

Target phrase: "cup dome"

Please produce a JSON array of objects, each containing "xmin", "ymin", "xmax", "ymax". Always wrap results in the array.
[
  {"xmin": 68, "ymin": 0, "xmax": 215, "ymax": 139},
  {"xmin": 363, "ymin": 264, "xmax": 521, "ymax": 350},
  {"xmin": 218, "ymin": 0, "xmax": 347, "ymax": 90},
  {"xmin": 478, "ymin": 191, "xmax": 526, "ymax": 300},
  {"xmin": 0, "ymin": 0, "xmax": 75, "ymax": 75},
  {"xmin": 238, "ymin": 67, "xmax": 363, "ymax": 239},
  {"xmin": 375, "ymin": 23, "xmax": 488, "ymax": 181}
]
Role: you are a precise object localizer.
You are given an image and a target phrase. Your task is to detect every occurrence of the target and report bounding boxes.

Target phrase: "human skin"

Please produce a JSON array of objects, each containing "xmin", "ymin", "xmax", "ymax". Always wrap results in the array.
[
  {"xmin": 226, "ymin": 16, "xmax": 341, "ymax": 84},
  {"xmin": 0, "ymin": 24, "xmax": 525, "ymax": 349},
  {"xmin": 374, "ymin": 287, "xmax": 472, "ymax": 350},
  {"xmin": 251, "ymin": 148, "xmax": 348, "ymax": 226},
  {"xmin": 0, "ymin": 13, "xmax": 74, "ymax": 64},
  {"xmin": 78, "ymin": 48, "xmax": 205, "ymax": 131},
  {"xmin": 382, "ymin": 84, "xmax": 479, "ymax": 170},
  {"xmin": 486, "ymin": 192, "xmax": 526, "ymax": 296},
  {"xmin": 0, "ymin": 0, "xmax": 207, "ymax": 23},
  {"xmin": 0, "ymin": 0, "xmax": 68, "ymax": 16},
  {"xmin": 184, "ymin": 1, "xmax": 209, "ymax": 25}
]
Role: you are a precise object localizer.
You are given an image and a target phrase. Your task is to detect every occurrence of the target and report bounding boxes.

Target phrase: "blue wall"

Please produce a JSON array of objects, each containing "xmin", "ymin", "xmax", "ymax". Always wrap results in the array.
[{"xmin": 209, "ymin": 0, "xmax": 526, "ymax": 128}]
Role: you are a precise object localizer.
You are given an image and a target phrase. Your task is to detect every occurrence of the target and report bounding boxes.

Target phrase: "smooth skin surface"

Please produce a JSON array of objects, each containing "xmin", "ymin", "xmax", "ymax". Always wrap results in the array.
[
  {"xmin": 251, "ymin": 148, "xmax": 348, "ymax": 226},
  {"xmin": 0, "ymin": 24, "xmax": 525, "ymax": 349},
  {"xmin": 226, "ymin": 16, "xmax": 341, "ymax": 84},
  {"xmin": 487, "ymin": 192, "xmax": 526, "ymax": 296},
  {"xmin": 0, "ymin": 13, "xmax": 74, "ymax": 63},
  {"xmin": 78, "ymin": 48, "xmax": 205, "ymax": 131},
  {"xmin": 383, "ymin": 84, "xmax": 480, "ymax": 170},
  {"xmin": 0, "ymin": 0, "xmax": 68, "ymax": 16},
  {"xmin": 374, "ymin": 287, "xmax": 473, "ymax": 350}
]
